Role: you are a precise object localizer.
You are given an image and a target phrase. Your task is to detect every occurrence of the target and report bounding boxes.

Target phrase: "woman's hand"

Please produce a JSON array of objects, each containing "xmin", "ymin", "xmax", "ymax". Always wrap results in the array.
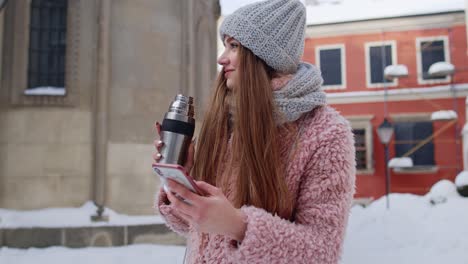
[
  {"xmin": 153, "ymin": 122, "xmax": 195, "ymax": 172},
  {"xmin": 165, "ymin": 179, "xmax": 247, "ymax": 242}
]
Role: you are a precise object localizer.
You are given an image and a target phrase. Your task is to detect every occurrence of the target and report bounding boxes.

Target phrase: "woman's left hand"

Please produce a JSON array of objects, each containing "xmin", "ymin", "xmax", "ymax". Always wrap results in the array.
[{"xmin": 165, "ymin": 179, "xmax": 247, "ymax": 242}]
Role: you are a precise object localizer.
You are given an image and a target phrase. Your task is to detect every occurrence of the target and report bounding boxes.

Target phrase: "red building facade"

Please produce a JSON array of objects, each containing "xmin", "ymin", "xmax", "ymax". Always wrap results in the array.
[{"xmin": 304, "ymin": 11, "xmax": 468, "ymax": 199}]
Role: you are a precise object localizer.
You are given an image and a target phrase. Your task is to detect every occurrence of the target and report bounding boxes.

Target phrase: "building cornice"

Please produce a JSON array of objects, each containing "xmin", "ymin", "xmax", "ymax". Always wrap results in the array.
[
  {"xmin": 327, "ymin": 83, "xmax": 468, "ymax": 105},
  {"xmin": 306, "ymin": 11, "xmax": 465, "ymax": 38}
]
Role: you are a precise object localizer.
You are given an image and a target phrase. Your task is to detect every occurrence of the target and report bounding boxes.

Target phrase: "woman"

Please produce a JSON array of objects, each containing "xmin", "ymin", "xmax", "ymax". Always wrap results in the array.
[{"xmin": 153, "ymin": 0, "xmax": 356, "ymax": 263}]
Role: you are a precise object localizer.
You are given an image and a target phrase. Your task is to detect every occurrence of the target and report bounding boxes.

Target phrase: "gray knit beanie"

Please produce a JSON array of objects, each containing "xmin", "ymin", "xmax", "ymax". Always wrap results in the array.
[{"xmin": 219, "ymin": 0, "xmax": 306, "ymax": 74}]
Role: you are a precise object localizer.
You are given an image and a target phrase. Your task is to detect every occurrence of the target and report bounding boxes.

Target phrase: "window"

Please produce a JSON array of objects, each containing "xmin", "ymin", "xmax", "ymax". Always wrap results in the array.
[
  {"xmin": 416, "ymin": 36, "xmax": 450, "ymax": 84},
  {"xmin": 354, "ymin": 129, "xmax": 367, "ymax": 170},
  {"xmin": 365, "ymin": 41, "xmax": 397, "ymax": 88},
  {"xmin": 26, "ymin": 0, "xmax": 68, "ymax": 95},
  {"xmin": 394, "ymin": 121, "xmax": 435, "ymax": 168},
  {"xmin": 348, "ymin": 115, "xmax": 374, "ymax": 174},
  {"xmin": 316, "ymin": 44, "xmax": 346, "ymax": 89}
]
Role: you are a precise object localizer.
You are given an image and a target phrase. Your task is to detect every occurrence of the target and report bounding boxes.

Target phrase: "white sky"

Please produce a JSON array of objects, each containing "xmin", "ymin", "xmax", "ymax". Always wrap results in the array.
[{"xmin": 220, "ymin": 0, "xmax": 466, "ymax": 25}]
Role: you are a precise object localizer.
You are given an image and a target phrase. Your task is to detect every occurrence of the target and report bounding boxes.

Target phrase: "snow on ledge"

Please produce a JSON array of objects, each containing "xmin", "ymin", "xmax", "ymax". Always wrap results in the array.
[
  {"xmin": 0, "ymin": 201, "xmax": 164, "ymax": 228},
  {"xmin": 384, "ymin": 65, "xmax": 408, "ymax": 79},
  {"xmin": 428, "ymin": 62, "xmax": 455, "ymax": 77},
  {"xmin": 455, "ymin": 171, "xmax": 468, "ymax": 187},
  {"xmin": 388, "ymin": 157, "xmax": 413, "ymax": 168},
  {"xmin": 24, "ymin": 87, "xmax": 66, "ymax": 96},
  {"xmin": 431, "ymin": 110, "xmax": 458, "ymax": 121}
]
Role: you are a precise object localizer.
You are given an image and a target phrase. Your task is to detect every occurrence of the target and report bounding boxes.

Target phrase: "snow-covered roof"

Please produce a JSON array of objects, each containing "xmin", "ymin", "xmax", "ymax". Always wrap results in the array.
[{"xmin": 219, "ymin": 0, "xmax": 465, "ymax": 25}]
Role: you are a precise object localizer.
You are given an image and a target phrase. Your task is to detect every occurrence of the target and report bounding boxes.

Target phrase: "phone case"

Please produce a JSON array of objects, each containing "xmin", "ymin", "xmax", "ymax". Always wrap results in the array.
[{"xmin": 152, "ymin": 163, "xmax": 203, "ymax": 195}]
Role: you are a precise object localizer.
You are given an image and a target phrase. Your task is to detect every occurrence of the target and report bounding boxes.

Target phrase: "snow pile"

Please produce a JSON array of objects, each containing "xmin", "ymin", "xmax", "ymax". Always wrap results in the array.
[
  {"xmin": 388, "ymin": 157, "xmax": 413, "ymax": 168},
  {"xmin": 431, "ymin": 110, "xmax": 458, "ymax": 121},
  {"xmin": 455, "ymin": 171, "xmax": 468, "ymax": 187},
  {"xmin": 0, "ymin": 245, "xmax": 185, "ymax": 264},
  {"xmin": 0, "ymin": 201, "xmax": 164, "ymax": 228},
  {"xmin": 428, "ymin": 61, "xmax": 455, "ymax": 77},
  {"xmin": 342, "ymin": 191, "xmax": 468, "ymax": 264},
  {"xmin": 24, "ymin": 87, "xmax": 66, "ymax": 96},
  {"xmin": 455, "ymin": 171, "xmax": 468, "ymax": 197},
  {"xmin": 427, "ymin": 180, "xmax": 460, "ymax": 205},
  {"xmin": 384, "ymin": 64, "xmax": 408, "ymax": 79}
]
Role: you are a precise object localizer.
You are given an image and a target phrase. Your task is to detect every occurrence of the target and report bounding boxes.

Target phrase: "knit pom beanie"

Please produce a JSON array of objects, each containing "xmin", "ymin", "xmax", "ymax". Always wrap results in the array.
[{"xmin": 219, "ymin": 0, "xmax": 306, "ymax": 74}]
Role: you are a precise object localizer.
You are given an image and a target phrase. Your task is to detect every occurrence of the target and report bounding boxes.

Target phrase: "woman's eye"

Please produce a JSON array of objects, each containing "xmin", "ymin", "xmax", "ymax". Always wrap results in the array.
[{"xmin": 230, "ymin": 43, "xmax": 239, "ymax": 49}]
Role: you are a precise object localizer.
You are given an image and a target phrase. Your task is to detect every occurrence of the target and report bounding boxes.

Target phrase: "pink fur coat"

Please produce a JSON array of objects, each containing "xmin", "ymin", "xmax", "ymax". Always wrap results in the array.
[{"xmin": 156, "ymin": 105, "xmax": 356, "ymax": 263}]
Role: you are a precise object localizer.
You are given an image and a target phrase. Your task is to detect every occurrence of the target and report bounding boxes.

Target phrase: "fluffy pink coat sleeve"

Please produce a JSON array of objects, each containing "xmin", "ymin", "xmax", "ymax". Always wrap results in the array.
[
  {"xmin": 225, "ymin": 118, "xmax": 356, "ymax": 263},
  {"xmin": 156, "ymin": 188, "xmax": 190, "ymax": 237}
]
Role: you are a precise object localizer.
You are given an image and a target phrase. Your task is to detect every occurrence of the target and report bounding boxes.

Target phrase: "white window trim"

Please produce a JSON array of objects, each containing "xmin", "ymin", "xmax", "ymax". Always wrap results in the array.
[
  {"xmin": 347, "ymin": 115, "xmax": 374, "ymax": 174},
  {"xmin": 315, "ymin": 44, "xmax": 346, "ymax": 90},
  {"xmin": 416, "ymin": 35, "xmax": 451, "ymax": 85},
  {"xmin": 365, "ymin": 40, "xmax": 398, "ymax": 89}
]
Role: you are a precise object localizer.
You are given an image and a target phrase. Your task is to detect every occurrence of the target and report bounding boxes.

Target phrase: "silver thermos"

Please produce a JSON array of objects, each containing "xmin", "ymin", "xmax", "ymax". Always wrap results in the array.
[{"xmin": 159, "ymin": 94, "xmax": 195, "ymax": 166}]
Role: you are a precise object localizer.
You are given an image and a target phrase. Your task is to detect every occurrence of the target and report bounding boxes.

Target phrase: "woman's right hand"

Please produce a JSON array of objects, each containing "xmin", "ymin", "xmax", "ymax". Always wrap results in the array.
[{"xmin": 153, "ymin": 122, "xmax": 196, "ymax": 173}]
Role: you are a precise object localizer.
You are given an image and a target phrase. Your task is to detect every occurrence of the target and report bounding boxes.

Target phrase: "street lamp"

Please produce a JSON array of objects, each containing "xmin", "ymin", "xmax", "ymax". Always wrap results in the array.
[{"xmin": 377, "ymin": 118, "xmax": 394, "ymax": 209}]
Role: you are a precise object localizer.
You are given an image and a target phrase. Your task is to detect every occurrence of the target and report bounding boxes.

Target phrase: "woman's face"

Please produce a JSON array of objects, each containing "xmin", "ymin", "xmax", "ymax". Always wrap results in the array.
[{"xmin": 217, "ymin": 36, "xmax": 240, "ymax": 90}]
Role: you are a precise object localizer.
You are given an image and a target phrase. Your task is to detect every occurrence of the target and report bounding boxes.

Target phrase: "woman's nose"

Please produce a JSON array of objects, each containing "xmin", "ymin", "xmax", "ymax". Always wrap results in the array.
[{"xmin": 217, "ymin": 53, "xmax": 228, "ymax": 66}]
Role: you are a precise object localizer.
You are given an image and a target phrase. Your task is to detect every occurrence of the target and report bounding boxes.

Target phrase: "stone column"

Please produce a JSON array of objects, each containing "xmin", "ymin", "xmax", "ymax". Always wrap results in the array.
[{"xmin": 181, "ymin": 0, "xmax": 220, "ymax": 122}]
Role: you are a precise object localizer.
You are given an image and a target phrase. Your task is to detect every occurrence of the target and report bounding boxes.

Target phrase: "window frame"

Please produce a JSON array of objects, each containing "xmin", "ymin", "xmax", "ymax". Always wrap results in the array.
[
  {"xmin": 416, "ymin": 35, "xmax": 451, "ymax": 85},
  {"xmin": 2, "ymin": 0, "xmax": 79, "ymax": 106},
  {"xmin": 347, "ymin": 115, "xmax": 374, "ymax": 174},
  {"xmin": 315, "ymin": 44, "xmax": 346, "ymax": 90},
  {"xmin": 364, "ymin": 40, "xmax": 398, "ymax": 89},
  {"xmin": 390, "ymin": 113, "xmax": 438, "ymax": 173}
]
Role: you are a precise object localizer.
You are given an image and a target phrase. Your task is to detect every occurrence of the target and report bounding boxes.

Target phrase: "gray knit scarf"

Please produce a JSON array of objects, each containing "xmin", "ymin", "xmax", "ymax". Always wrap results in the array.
[{"xmin": 273, "ymin": 62, "xmax": 327, "ymax": 124}]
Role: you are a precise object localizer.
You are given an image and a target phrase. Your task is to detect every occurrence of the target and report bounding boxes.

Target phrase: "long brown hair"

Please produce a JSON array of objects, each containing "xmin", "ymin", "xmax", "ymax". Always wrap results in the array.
[{"xmin": 192, "ymin": 45, "xmax": 293, "ymax": 220}]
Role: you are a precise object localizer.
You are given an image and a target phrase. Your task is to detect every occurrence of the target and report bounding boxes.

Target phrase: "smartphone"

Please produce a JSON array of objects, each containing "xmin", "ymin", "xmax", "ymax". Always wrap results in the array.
[{"xmin": 152, "ymin": 163, "xmax": 203, "ymax": 195}]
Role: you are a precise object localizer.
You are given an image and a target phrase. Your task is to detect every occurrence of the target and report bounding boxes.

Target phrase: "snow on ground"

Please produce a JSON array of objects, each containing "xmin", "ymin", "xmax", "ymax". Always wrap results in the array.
[
  {"xmin": 0, "ymin": 245, "xmax": 185, "ymax": 264},
  {"xmin": 1, "ymin": 181, "xmax": 468, "ymax": 264},
  {"xmin": 0, "ymin": 201, "xmax": 164, "ymax": 228}
]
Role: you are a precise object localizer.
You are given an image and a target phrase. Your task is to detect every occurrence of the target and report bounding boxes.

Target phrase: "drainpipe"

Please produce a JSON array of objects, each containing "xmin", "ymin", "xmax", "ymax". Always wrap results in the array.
[
  {"xmin": 91, "ymin": 0, "xmax": 111, "ymax": 221},
  {"xmin": 463, "ymin": 97, "xmax": 468, "ymax": 170}
]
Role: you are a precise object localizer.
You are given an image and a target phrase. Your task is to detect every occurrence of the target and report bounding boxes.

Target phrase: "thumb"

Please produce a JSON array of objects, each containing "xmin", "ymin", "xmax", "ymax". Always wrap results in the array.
[{"xmin": 195, "ymin": 181, "xmax": 220, "ymax": 195}]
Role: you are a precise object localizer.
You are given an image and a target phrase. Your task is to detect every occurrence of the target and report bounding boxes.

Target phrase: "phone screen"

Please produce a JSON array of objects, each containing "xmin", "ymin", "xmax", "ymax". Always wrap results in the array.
[{"xmin": 152, "ymin": 164, "xmax": 202, "ymax": 195}]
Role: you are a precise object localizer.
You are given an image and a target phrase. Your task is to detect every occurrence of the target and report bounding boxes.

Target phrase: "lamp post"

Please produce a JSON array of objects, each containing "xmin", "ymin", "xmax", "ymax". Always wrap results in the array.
[{"xmin": 377, "ymin": 118, "xmax": 394, "ymax": 209}]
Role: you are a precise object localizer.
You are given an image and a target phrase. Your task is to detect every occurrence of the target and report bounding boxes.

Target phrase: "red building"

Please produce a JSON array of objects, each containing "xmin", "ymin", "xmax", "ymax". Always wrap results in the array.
[{"xmin": 303, "ymin": 5, "xmax": 468, "ymax": 200}]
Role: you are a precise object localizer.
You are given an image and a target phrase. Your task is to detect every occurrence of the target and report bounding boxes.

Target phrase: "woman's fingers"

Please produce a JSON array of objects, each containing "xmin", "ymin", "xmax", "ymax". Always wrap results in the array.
[
  {"xmin": 195, "ymin": 181, "xmax": 221, "ymax": 196},
  {"xmin": 153, "ymin": 139, "xmax": 164, "ymax": 152},
  {"xmin": 166, "ymin": 190, "xmax": 194, "ymax": 219},
  {"xmin": 167, "ymin": 179, "xmax": 202, "ymax": 205},
  {"xmin": 155, "ymin": 121, "xmax": 161, "ymax": 135},
  {"xmin": 152, "ymin": 152, "xmax": 162, "ymax": 162}
]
